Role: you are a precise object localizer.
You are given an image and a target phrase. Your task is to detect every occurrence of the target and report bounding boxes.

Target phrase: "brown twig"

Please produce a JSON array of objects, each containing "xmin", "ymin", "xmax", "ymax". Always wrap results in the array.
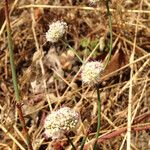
[
  {"xmin": 133, "ymin": 112, "xmax": 150, "ymax": 124},
  {"xmin": 16, "ymin": 103, "xmax": 33, "ymax": 150},
  {"xmin": 83, "ymin": 113, "xmax": 150, "ymax": 149},
  {"xmin": 83, "ymin": 125, "xmax": 150, "ymax": 149},
  {"xmin": 97, "ymin": 124, "xmax": 150, "ymax": 143}
]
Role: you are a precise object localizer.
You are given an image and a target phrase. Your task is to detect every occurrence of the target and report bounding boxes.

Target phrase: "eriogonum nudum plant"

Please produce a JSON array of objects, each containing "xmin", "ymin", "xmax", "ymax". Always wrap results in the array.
[
  {"xmin": 44, "ymin": 107, "xmax": 79, "ymax": 139},
  {"xmin": 46, "ymin": 21, "xmax": 68, "ymax": 42},
  {"xmin": 81, "ymin": 61, "xmax": 104, "ymax": 84}
]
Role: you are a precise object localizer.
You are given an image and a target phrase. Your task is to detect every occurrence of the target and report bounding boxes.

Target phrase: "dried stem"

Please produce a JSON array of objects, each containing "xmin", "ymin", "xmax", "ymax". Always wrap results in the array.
[{"xmin": 127, "ymin": 1, "xmax": 142, "ymax": 149}]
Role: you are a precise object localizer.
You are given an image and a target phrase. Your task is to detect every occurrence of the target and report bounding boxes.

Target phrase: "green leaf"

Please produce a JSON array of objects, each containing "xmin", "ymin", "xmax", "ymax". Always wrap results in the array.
[
  {"xmin": 90, "ymin": 38, "xmax": 99, "ymax": 50},
  {"xmin": 80, "ymin": 38, "xmax": 90, "ymax": 48}
]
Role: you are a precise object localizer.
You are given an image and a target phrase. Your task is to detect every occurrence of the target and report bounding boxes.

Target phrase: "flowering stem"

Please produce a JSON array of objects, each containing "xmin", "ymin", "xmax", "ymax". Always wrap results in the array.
[
  {"xmin": 4, "ymin": 0, "xmax": 33, "ymax": 149},
  {"xmin": 65, "ymin": 134, "xmax": 76, "ymax": 150},
  {"xmin": 104, "ymin": 0, "xmax": 113, "ymax": 67},
  {"xmin": 80, "ymin": 136, "xmax": 87, "ymax": 150},
  {"xmin": 5, "ymin": 1, "xmax": 20, "ymax": 102},
  {"xmin": 61, "ymin": 39, "xmax": 83, "ymax": 63},
  {"xmin": 93, "ymin": 84, "xmax": 101, "ymax": 149}
]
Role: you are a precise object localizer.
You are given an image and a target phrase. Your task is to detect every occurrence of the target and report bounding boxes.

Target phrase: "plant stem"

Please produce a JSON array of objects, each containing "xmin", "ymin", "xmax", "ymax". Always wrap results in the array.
[
  {"xmin": 93, "ymin": 84, "xmax": 101, "ymax": 150},
  {"xmin": 4, "ymin": 0, "xmax": 33, "ymax": 149},
  {"xmin": 5, "ymin": 0, "xmax": 20, "ymax": 102},
  {"xmin": 16, "ymin": 103, "xmax": 33, "ymax": 150},
  {"xmin": 96, "ymin": 85, "xmax": 101, "ymax": 138},
  {"xmin": 105, "ymin": 0, "xmax": 113, "ymax": 67},
  {"xmin": 66, "ymin": 134, "xmax": 76, "ymax": 150},
  {"xmin": 61, "ymin": 39, "xmax": 83, "ymax": 63},
  {"xmin": 80, "ymin": 136, "xmax": 87, "ymax": 150}
]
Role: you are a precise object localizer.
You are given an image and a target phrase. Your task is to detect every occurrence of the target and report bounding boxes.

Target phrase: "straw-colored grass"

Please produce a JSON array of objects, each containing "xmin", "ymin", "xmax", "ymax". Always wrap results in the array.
[{"xmin": 0, "ymin": 0, "xmax": 150, "ymax": 149}]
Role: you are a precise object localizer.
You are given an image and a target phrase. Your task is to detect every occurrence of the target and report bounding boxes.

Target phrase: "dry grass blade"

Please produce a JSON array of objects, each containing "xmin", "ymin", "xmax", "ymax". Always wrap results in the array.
[{"xmin": 0, "ymin": 124, "xmax": 26, "ymax": 150}]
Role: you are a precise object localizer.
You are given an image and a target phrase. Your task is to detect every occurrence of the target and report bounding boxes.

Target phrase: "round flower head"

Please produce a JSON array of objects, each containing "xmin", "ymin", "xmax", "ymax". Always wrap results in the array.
[
  {"xmin": 46, "ymin": 21, "xmax": 68, "ymax": 43},
  {"xmin": 44, "ymin": 107, "xmax": 79, "ymax": 139},
  {"xmin": 81, "ymin": 61, "xmax": 104, "ymax": 84}
]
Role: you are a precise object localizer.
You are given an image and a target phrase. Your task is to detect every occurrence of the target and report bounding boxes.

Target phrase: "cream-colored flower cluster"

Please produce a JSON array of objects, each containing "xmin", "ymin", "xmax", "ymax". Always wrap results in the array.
[
  {"xmin": 44, "ymin": 107, "xmax": 79, "ymax": 139},
  {"xmin": 46, "ymin": 21, "xmax": 68, "ymax": 42},
  {"xmin": 81, "ymin": 61, "xmax": 104, "ymax": 84}
]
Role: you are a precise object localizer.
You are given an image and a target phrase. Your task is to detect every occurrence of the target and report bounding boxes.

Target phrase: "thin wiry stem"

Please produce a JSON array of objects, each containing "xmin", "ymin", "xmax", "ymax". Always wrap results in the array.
[
  {"xmin": 80, "ymin": 136, "xmax": 87, "ymax": 150},
  {"xmin": 61, "ymin": 39, "xmax": 83, "ymax": 63},
  {"xmin": 96, "ymin": 85, "xmax": 101, "ymax": 138},
  {"xmin": 4, "ymin": 0, "xmax": 33, "ymax": 149},
  {"xmin": 93, "ymin": 2, "xmax": 111, "ymax": 149},
  {"xmin": 5, "ymin": 0, "xmax": 20, "ymax": 102},
  {"xmin": 93, "ymin": 1, "xmax": 111, "ymax": 149},
  {"xmin": 93, "ymin": 84, "xmax": 101, "ymax": 150},
  {"xmin": 66, "ymin": 134, "xmax": 76, "ymax": 150},
  {"xmin": 105, "ymin": 0, "xmax": 113, "ymax": 67}
]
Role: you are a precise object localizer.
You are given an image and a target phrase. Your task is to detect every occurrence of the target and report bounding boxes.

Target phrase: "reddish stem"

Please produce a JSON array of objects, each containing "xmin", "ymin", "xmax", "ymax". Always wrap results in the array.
[
  {"xmin": 16, "ymin": 103, "xmax": 33, "ymax": 150},
  {"xmin": 83, "ymin": 124, "xmax": 150, "ymax": 149}
]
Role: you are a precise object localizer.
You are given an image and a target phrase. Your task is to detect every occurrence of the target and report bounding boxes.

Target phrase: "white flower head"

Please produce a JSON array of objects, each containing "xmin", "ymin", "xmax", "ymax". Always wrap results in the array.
[
  {"xmin": 46, "ymin": 21, "xmax": 68, "ymax": 43},
  {"xmin": 44, "ymin": 107, "xmax": 79, "ymax": 139},
  {"xmin": 81, "ymin": 61, "xmax": 104, "ymax": 84}
]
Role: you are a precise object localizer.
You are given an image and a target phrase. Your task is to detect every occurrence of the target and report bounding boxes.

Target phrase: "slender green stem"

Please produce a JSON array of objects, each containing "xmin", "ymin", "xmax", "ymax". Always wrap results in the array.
[
  {"xmin": 96, "ymin": 85, "xmax": 101, "ymax": 138},
  {"xmin": 93, "ymin": 84, "xmax": 101, "ymax": 150},
  {"xmin": 4, "ymin": 1, "xmax": 33, "ymax": 149},
  {"xmin": 66, "ymin": 134, "xmax": 76, "ymax": 150},
  {"xmin": 93, "ymin": 1, "xmax": 112, "ymax": 149},
  {"xmin": 5, "ymin": 0, "xmax": 20, "ymax": 102},
  {"xmin": 80, "ymin": 136, "xmax": 87, "ymax": 150},
  {"xmin": 61, "ymin": 39, "xmax": 83, "ymax": 63},
  {"xmin": 105, "ymin": 0, "xmax": 113, "ymax": 67}
]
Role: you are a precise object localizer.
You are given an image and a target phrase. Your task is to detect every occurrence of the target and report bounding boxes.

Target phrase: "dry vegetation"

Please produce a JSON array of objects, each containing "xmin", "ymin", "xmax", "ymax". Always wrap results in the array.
[{"xmin": 0, "ymin": 0, "xmax": 150, "ymax": 150}]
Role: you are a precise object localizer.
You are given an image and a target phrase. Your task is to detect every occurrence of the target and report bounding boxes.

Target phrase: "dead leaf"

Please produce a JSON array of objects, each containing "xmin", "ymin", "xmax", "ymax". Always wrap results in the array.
[{"xmin": 100, "ymin": 48, "xmax": 129, "ymax": 81}]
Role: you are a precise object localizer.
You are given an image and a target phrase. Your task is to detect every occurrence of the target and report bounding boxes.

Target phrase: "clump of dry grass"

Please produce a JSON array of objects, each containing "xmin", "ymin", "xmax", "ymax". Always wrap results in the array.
[{"xmin": 0, "ymin": 0, "xmax": 150, "ymax": 150}]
